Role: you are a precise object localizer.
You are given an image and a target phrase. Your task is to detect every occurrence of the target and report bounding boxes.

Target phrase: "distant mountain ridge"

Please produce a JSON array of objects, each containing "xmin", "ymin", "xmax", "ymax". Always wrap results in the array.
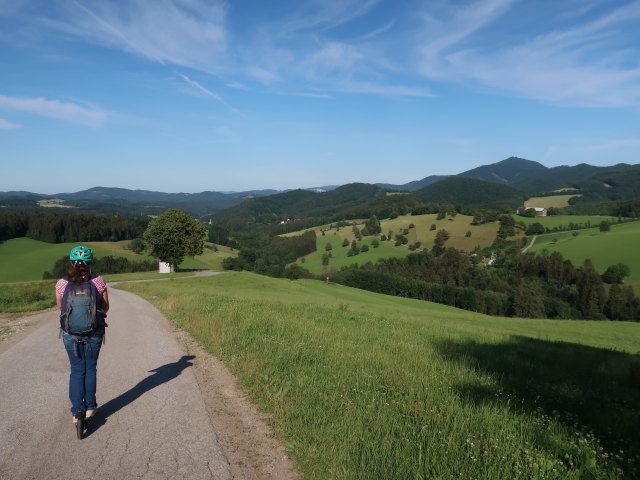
[
  {"xmin": 458, "ymin": 157, "xmax": 547, "ymax": 184},
  {"xmin": 2, "ymin": 157, "xmax": 638, "ymax": 217}
]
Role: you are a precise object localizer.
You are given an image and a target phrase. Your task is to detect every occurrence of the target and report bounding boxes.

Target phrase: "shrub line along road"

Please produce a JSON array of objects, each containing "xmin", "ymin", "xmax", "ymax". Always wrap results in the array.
[{"xmin": 0, "ymin": 285, "xmax": 232, "ymax": 480}]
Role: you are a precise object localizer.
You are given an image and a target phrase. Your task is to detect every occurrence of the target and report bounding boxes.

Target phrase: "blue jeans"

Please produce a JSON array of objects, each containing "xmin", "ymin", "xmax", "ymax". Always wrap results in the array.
[{"xmin": 62, "ymin": 332, "xmax": 103, "ymax": 415}]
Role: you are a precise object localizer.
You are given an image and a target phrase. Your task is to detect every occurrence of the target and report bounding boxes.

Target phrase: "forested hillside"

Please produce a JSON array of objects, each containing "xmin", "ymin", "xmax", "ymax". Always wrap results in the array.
[
  {"xmin": 458, "ymin": 157, "xmax": 547, "ymax": 184},
  {"xmin": 0, "ymin": 212, "xmax": 148, "ymax": 243},
  {"xmin": 513, "ymin": 163, "xmax": 636, "ymax": 193},
  {"xmin": 212, "ymin": 183, "xmax": 387, "ymax": 230},
  {"xmin": 413, "ymin": 177, "xmax": 528, "ymax": 208}
]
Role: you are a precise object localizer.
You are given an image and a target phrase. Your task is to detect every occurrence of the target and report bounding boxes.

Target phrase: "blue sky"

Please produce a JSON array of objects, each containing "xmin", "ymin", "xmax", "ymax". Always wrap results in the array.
[{"xmin": 1, "ymin": 0, "xmax": 639, "ymax": 193}]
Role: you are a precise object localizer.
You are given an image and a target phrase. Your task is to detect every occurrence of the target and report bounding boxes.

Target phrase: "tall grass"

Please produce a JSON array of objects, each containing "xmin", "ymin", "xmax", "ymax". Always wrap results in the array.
[
  {"xmin": 0, "ymin": 280, "xmax": 56, "ymax": 313},
  {"xmin": 118, "ymin": 273, "xmax": 640, "ymax": 479}
]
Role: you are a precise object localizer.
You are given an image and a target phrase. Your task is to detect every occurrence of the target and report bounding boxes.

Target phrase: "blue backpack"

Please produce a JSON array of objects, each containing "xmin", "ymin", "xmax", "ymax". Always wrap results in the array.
[{"xmin": 60, "ymin": 278, "xmax": 104, "ymax": 336}]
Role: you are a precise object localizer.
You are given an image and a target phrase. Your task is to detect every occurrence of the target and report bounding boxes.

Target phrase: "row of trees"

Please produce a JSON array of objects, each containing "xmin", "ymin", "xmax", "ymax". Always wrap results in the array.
[
  {"xmin": 43, "ymin": 255, "xmax": 158, "ymax": 279},
  {"xmin": 328, "ymin": 247, "xmax": 639, "ymax": 321},
  {"xmin": 222, "ymin": 230, "xmax": 316, "ymax": 277},
  {"xmin": 0, "ymin": 212, "xmax": 149, "ymax": 243}
]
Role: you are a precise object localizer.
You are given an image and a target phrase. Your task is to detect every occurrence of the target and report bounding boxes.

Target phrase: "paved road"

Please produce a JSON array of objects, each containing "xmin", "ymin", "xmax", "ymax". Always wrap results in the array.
[{"xmin": 0, "ymin": 288, "xmax": 232, "ymax": 480}]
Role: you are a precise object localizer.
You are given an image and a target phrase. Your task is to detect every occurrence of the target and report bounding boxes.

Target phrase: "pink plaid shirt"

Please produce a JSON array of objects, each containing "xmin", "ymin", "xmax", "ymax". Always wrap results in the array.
[{"xmin": 55, "ymin": 276, "xmax": 107, "ymax": 297}]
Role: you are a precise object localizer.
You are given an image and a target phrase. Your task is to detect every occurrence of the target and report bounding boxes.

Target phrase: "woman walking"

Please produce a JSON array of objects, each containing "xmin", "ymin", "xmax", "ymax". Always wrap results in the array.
[{"xmin": 55, "ymin": 246, "xmax": 109, "ymax": 425}]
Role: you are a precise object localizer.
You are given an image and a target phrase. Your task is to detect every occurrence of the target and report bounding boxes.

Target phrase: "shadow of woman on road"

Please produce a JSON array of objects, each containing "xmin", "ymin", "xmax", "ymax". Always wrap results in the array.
[{"xmin": 85, "ymin": 355, "xmax": 195, "ymax": 437}]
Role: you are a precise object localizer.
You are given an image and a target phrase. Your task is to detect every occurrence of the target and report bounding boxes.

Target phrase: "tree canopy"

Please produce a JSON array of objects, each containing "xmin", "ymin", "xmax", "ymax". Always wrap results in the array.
[{"xmin": 143, "ymin": 208, "xmax": 206, "ymax": 268}]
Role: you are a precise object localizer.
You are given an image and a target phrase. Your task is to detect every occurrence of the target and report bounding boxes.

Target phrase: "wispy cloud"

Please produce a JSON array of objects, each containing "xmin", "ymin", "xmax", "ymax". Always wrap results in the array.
[
  {"xmin": 0, "ymin": 94, "xmax": 107, "ymax": 126},
  {"xmin": 418, "ymin": 0, "xmax": 516, "ymax": 78},
  {"xmin": 0, "ymin": 118, "xmax": 21, "ymax": 129},
  {"xmin": 544, "ymin": 146, "xmax": 558, "ymax": 160},
  {"xmin": 357, "ymin": 19, "xmax": 396, "ymax": 41},
  {"xmin": 580, "ymin": 138, "xmax": 640, "ymax": 152},
  {"xmin": 46, "ymin": 0, "xmax": 227, "ymax": 72},
  {"xmin": 327, "ymin": 81, "xmax": 432, "ymax": 97},
  {"xmin": 178, "ymin": 74, "xmax": 237, "ymax": 113},
  {"xmin": 417, "ymin": 0, "xmax": 640, "ymax": 106},
  {"xmin": 280, "ymin": 0, "xmax": 381, "ymax": 34}
]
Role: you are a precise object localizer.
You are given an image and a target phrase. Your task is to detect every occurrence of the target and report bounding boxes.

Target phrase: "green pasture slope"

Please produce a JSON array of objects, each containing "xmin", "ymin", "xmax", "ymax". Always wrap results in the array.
[
  {"xmin": 530, "ymin": 221, "xmax": 640, "ymax": 282},
  {"xmin": 118, "ymin": 273, "xmax": 640, "ymax": 480},
  {"xmin": 515, "ymin": 215, "xmax": 622, "ymax": 229},
  {"xmin": 0, "ymin": 237, "xmax": 234, "ymax": 283},
  {"xmin": 294, "ymin": 214, "xmax": 499, "ymax": 274}
]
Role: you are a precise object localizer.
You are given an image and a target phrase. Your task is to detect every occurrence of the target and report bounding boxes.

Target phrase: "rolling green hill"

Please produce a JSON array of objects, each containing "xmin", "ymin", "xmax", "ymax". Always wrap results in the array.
[
  {"xmin": 529, "ymin": 221, "xmax": 640, "ymax": 282},
  {"xmin": 414, "ymin": 176, "xmax": 528, "ymax": 209},
  {"xmin": 288, "ymin": 213, "xmax": 499, "ymax": 274},
  {"xmin": 118, "ymin": 272, "xmax": 640, "ymax": 479}
]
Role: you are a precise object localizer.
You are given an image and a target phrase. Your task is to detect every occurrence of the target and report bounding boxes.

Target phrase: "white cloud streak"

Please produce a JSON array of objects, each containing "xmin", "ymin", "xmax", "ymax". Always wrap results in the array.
[
  {"xmin": 0, "ymin": 118, "xmax": 21, "ymax": 129},
  {"xmin": 47, "ymin": 0, "xmax": 227, "ymax": 72},
  {"xmin": 417, "ymin": 0, "xmax": 640, "ymax": 107},
  {"xmin": 280, "ymin": 0, "xmax": 381, "ymax": 34},
  {"xmin": 0, "ymin": 95, "xmax": 107, "ymax": 126},
  {"xmin": 178, "ymin": 74, "xmax": 237, "ymax": 112}
]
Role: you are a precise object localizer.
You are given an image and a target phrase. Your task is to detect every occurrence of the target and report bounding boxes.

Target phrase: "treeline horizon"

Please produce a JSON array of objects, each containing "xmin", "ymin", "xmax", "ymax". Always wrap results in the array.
[{"xmin": 0, "ymin": 211, "xmax": 150, "ymax": 243}]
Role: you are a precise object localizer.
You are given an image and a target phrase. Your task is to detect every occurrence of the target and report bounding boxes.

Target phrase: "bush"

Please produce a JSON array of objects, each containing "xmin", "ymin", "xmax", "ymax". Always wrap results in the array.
[
  {"xmin": 285, "ymin": 264, "xmax": 310, "ymax": 280},
  {"xmin": 128, "ymin": 238, "xmax": 145, "ymax": 254},
  {"xmin": 602, "ymin": 264, "xmax": 630, "ymax": 284},
  {"xmin": 525, "ymin": 222, "xmax": 545, "ymax": 235}
]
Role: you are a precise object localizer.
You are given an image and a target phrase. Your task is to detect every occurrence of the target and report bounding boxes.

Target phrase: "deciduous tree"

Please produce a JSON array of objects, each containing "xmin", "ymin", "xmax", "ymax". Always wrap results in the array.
[{"xmin": 144, "ymin": 208, "xmax": 206, "ymax": 269}]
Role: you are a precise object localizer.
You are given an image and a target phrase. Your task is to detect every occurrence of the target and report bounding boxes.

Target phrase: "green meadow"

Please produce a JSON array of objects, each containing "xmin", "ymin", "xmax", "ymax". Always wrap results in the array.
[
  {"xmin": 0, "ymin": 237, "xmax": 234, "ymax": 283},
  {"xmin": 515, "ymin": 215, "xmax": 622, "ymax": 229},
  {"xmin": 530, "ymin": 221, "xmax": 640, "ymax": 282},
  {"xmin": 118, "ymin": 273, "xmax": 640, "ymax": 480},
  {"xmin": 0, "ymin": 279, "xmax": 57, "ymax": 313},
  {"xmin": 292, "ymin": 214, "xmax": 499, "ymax": 274}
]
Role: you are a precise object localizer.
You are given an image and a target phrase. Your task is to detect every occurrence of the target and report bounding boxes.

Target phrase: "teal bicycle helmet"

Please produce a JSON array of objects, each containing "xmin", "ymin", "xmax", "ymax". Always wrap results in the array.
[{"xmin": 69, "ymin": 245, "xmax": 94, "ymax": 262}]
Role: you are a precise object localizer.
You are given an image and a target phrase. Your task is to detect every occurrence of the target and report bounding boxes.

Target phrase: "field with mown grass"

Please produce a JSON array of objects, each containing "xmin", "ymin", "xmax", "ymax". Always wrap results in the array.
[
  {"xmin": 117, "ymin": 272, "xmax": 640, "ymax": 479},
  {"xmin": 524, "ymin": 195, "xmax": 582, "ymax": 208},
  {"xmin": 290, "ymin": 214, "xmax": 499, "ymax": 274},
  {"xmin": 0, "ymin": 237, "xmax": 235, "ymax": 283},
  {"xmin": 530, "ymin": 221, "xmax": 640, "ymax": 282}
]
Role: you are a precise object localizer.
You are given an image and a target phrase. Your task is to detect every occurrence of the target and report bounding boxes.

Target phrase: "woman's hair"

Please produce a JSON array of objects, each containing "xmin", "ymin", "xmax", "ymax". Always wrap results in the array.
[{"xmin": 67, "ymin": 260, "xmax": 91, "ymax": 285}]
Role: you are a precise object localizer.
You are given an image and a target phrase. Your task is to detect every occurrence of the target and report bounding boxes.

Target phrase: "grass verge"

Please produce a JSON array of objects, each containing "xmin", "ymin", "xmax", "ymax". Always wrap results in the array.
[
  {"xmin": 116, "ymin": 273, "xmax": 640, "ymax": 479},
  {"xmin": 0, "ymin": 280, "xmax": 56, "ymax": 313}
]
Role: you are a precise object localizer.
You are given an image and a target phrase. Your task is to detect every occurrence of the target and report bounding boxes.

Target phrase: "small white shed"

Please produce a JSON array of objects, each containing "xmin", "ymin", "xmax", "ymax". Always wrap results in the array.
[{"xmin": 159, "ymin": 261, "xmax": 174, "ymax": 273}]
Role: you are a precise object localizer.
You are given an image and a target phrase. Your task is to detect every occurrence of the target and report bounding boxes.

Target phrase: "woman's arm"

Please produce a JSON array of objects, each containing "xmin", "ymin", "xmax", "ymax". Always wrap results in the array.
[
  {"xmin": 56, "ymin": 292, "xmax": 62, "ymax": 311},
  {"xmin": 101, "ymin": 289, "xmax": 109, "ymax": 314}
]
